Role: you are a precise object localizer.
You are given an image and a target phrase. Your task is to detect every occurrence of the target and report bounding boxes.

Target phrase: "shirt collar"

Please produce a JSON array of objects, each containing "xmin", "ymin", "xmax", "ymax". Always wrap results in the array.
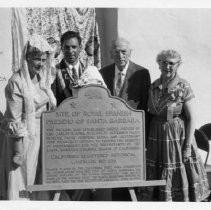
[
  {"xmin": 115, "ymin": 61, "xmax": 129, "ymax": 76},
  {"xmin": 65, "ymin": 60, "xmax": 80, "ymax": 71},
  {"xmin": 153, "ymin": 74, "xmax": 180, "ymax": 90}
]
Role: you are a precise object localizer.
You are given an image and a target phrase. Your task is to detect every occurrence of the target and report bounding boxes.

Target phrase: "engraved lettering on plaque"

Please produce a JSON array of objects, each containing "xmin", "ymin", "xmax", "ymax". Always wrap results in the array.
[{"xmin": 42, "ymin": 85, "xmax": 145, "ymax": 189}]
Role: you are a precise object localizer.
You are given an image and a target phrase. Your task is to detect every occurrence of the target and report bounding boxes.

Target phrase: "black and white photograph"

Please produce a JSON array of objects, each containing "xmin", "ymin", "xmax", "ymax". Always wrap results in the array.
[{"xmin": 0, "ymin": 0, "xmax": 211, "ymax": 209}]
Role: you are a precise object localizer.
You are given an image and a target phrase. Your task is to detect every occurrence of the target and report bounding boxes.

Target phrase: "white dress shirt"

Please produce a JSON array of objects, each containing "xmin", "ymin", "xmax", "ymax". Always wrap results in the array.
[{"xmin": 65, "ymin": 60, "xmax": 80, "ymax": 78}]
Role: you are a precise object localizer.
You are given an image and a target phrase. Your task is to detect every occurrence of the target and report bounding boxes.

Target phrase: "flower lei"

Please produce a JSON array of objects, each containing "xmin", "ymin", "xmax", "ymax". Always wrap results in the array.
[
  {"xmin": 74, "ymin": 66, "xmax": 106, "ymax": 88},
  {"xmin": 168, "ymin": 82, "xmax": 186, "ymax": 103}
]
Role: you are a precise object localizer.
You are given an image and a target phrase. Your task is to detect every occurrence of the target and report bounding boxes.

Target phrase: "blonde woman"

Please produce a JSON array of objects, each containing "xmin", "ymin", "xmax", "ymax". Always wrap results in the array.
[
  {"xmin": 138, "ymin": 50, "xmax": 210, "ymax": 201},
  {"xmin": 0, "ymin": 34, "xmax": 56, "ymax": 200}
]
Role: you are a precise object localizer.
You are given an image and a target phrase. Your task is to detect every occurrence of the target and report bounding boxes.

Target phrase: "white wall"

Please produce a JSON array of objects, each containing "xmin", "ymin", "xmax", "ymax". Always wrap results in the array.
[
  {"xmin": 118, "ymin": 8, "xmax": 211, "ymax": 129},
  {"xmin": 116, "ymin": 8, "xmax": 211, "ymax": 164}
]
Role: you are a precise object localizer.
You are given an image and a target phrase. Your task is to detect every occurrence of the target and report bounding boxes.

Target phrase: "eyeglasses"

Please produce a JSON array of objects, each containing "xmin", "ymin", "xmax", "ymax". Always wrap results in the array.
[{"xmin": 160, "ymin": 61, "xmax": 180, "ymax": 66}]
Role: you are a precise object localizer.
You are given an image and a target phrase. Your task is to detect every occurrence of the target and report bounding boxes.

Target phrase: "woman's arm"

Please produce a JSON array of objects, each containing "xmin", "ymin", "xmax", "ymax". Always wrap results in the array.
[
  {"xmin": 2, "ymin": 77, "xmax": 26, "ymax": 167},
  {"xmin": 183, "ymin": 98, "xmax": 196, "ymax": 146},
  {"xmin": 182, "ymin": 98, "xmax": 196, "ymax": 160}
]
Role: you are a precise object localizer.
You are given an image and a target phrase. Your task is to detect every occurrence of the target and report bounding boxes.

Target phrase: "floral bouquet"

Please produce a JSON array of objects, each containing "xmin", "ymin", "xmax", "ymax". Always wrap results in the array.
[
  {"xmin": 168, "ymin": 82, "xmax": 185, "ymax": 103},
  {"xmin": 72, "ymin": 66, "xmax": 107, "ymax": 96},
  {"xmin": 74, "ymin": 66, "xmax": 107, "ymax": 88}
]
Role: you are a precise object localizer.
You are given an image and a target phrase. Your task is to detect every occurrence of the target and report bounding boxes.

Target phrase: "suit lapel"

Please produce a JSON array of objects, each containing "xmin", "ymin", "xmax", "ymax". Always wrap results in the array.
[
  {"xmin": 78, "ymin": 62, "xmax": 85, "ymax": 77},
  {"xmin": 101, "ymin": 64, "xmax": 115, "ymax": 96},
  {"xmin": 108, "ymin": 64, "xmax": 115, "ymax": 96},
  {"xmin": 57, "ymin": 60, "xmax": 78, "ymax": 98},
  {"xmin": 60, "ymin": 59, "xmax": 85, "ymax": 87},
  {"xmin": 60, "ymin": 60, "xmax": 75, "ymax": 86}
]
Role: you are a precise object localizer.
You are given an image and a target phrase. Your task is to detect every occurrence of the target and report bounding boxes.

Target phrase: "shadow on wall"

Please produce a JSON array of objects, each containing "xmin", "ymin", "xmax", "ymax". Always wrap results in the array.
[{"xmin": 96, "ymin": 8, "xmax": 118, "ymax": 68}]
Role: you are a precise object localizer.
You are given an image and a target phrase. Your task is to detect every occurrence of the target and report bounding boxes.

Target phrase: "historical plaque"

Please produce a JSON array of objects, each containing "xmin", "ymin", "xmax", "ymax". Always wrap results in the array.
[{"xmin": 35, "ymin": 85, "xmax": 146, "ymax": 190}]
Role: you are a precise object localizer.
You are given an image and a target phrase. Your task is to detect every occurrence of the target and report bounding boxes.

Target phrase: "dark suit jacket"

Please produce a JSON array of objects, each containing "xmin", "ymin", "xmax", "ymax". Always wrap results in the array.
[
  {"xmin": 100, "ymin": 60, "xmax": 151, "ymax": 201},
  {"xmin": 51, "ymin": 59, "xmax": 85, "ymax": 106},
  {"xmin": 51, "ymin": 59, "xmax": 112, "ymax": 201},
  {"xmin": 100, "ymin": 61, "xmax": 151, "ymax": 113}
]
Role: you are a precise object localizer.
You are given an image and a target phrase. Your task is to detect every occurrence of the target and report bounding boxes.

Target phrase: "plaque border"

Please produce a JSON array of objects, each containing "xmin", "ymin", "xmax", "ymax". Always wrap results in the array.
[{"xmin": 41, "ymin": 85, "xmax": 146, "ymax": 190}]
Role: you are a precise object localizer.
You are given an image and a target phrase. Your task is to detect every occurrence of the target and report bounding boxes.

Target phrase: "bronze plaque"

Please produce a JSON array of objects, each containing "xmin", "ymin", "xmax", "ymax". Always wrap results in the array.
[{"xmin": 42, "ymin": 85, "xmax": 145, "ymax": 189}]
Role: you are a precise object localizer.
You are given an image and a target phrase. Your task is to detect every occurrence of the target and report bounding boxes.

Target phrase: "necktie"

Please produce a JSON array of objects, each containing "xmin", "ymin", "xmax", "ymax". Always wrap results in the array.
[
  {"xmin": 37, "ymin": 73, "xmax": 41, "ymax": 82},
  {"xmin": 72, "ymin": 67, "xmax": 78, "ymax": 83},
  {"xmin": 116, "ymin": 72, "xmax": 123, "ymax": 96}
]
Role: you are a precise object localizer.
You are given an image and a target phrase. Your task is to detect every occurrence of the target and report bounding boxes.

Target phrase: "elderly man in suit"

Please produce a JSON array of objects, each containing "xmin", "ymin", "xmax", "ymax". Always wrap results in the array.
[
  {"xmin": 100, "ymin": 37, "xmax": 151, "ymax": 201},
  {"xmin": 52, "ymin": 30, "xmax": 85, "ymax": 106}
]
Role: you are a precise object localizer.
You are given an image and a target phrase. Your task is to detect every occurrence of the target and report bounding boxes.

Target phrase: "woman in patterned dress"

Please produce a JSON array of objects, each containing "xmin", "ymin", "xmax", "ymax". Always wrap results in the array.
[
  {"xmin": 138, "ymin": 50, "xmax": 210, "ymax": 201},
  {"xmin": 0, "ymin": 34, "xmax": 56, "ymax": 200}
]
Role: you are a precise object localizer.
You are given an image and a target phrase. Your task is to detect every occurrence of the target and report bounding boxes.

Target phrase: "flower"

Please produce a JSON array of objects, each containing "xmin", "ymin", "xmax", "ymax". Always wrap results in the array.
[
  {"xmin": 74, "ymin": 66, "xmax": 107, "ymax": 88},
  {"xmin": 168, "ymin": 82, "xmax": 185, "ymax": 103}
]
